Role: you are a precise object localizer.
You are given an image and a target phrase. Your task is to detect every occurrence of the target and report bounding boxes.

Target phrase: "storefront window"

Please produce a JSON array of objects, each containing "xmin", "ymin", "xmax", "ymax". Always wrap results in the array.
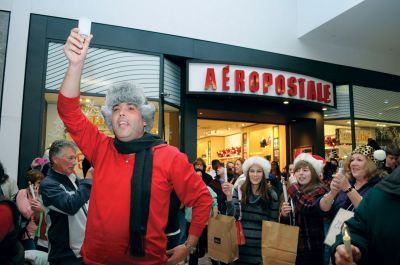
[
  {"xmin": 164, "ymin": 104, "xmax": 180, "ymax": 148},
  {"xmin": 197, "ymin": 120, "xmax": 286, "ymax": 170},
  {"xmin": 44, "ymin": 92, "xmax": 159, "ymax": 177},
  {"xmin": 0, "ymin": 11, "xmax": 10, "ymax": 123},
  {"xmin": 324, "ymin": 85, "xmax": 400, "ymax": 160}
]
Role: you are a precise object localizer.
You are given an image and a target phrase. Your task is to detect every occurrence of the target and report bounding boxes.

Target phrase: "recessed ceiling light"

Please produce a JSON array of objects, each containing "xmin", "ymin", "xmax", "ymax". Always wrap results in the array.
[
  {"xmin": 283, "ymin": 100, "xmax": 289, "ymax": 105},
  {"xmin": 347, "ymin": 121, "xmax": 351, "ymax": 124},
  {"xmin": 379, "ymin": 112, "xmax": 383, "ymax": 115},
  {"xmin": 322, "ymin": 107, "xmax": 328, "ymax": 111},
  {"xmin": 324, "ymin": 114, "xmax": 328, "ymax": 117},
  {"xmin": 241, "ymin": 123, "xmax": 245, "ymax": 127},
  {"xmin": 85, "ymin": 98, "xmax": 91, "ymax": 103},
  {"xmin": 384, "ymin": 99, "xmax": 389, "ymax": 104},
  {"xmin": 199, "ymin": 112, "xmax": 203, "ymax": 115}
]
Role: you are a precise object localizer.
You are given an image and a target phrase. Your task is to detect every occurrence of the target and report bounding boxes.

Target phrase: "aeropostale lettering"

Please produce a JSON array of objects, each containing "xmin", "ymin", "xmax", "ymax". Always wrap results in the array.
[{"xmin": 203, "ymin": 66, "xmax": 332, "ymax": 104}]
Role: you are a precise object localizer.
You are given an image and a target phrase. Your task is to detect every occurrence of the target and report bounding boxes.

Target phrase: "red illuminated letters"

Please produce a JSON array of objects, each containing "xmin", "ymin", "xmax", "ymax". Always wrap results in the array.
[{"xmin": 204, "ymin": 68, "xmax": 217, "ymax": 90}]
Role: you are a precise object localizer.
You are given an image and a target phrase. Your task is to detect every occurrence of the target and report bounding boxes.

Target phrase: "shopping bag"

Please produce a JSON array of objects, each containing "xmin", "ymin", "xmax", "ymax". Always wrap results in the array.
[
  {"xmin": 207, "ymin": 215, "xmax": 238, "ymax": 263},
  {"xmin": 324, "ymin": 208, "xmax": 354, "ymax": 246},
  {"xmin": 262, "ymin": 220, "xmax": 299, "ymax": 265},
  {"xmin": 235, "ymin": 220, "xmax": 246, "ymax": 245}
]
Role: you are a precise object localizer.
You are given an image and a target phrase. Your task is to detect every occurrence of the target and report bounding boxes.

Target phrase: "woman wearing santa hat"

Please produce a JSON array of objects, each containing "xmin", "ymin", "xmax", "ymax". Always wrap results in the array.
[{"xmin": 280, "ymin": 153, "xmax": 329, "ymax": 265}]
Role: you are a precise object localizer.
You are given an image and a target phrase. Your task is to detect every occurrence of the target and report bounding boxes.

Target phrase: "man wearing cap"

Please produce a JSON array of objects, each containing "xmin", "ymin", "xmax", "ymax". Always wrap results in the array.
[{"xmin": 58, "ymin": 28, "xmax": 212, "ymax": 265}]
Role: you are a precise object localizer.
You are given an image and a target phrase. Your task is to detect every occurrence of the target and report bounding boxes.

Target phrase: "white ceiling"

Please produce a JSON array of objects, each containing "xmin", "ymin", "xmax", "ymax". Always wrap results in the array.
[{"xmin": 300, "ymin": 0, "xmax": 400, "ymax": 57}]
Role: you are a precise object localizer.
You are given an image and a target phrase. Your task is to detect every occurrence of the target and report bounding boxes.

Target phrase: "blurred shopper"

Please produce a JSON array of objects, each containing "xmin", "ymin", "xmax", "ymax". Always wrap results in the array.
[
  {"xmin": 193, "ymin": 158, "xmax": 213, "ymax": 186},
  {"xmin": 208, "ymin": 163, "xmax": 227, "ymax": 215},
  {"xmin": 0, "ymin": 195, "xmax": 25, "ymax": 264},
  {"xmin": 0, "ymin": 161, "xmax": 18, "ymax": 199},
  {"xmin": 40, "ymin": 140, "xmax": 92, "ymax": 265},
  {"xmin": 15, "ymin": 169, "xmax": 44, "ymax": 250},
  {"xmin": 383, "ymin": 143, "xmax": 399, "ymax": 174}
]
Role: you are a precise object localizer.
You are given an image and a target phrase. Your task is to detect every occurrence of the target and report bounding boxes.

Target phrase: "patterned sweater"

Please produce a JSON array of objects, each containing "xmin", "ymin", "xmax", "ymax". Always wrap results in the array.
[{"xmin": 226, "ymin": 187, "xmax": 279, "ymax": 265}]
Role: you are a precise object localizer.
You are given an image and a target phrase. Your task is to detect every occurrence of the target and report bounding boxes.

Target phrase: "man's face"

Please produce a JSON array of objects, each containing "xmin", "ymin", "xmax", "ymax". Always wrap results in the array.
[
  {"xmin": 52, "ymin": 147, "xmax": 77, "ymax": 176},
  {"xmin": 111, "ymin": 102, "xmax": 146, "ymax": 142},
  {"xmin": 386, "ymin": 154, "xmax": 398, "ymax": 169}
]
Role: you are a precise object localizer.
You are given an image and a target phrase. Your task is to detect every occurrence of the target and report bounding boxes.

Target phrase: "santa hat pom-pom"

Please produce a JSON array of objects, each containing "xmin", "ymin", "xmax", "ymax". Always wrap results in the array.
[{"xmin": 373, "ymin": 149, "xmax": 386, "ymax": 161}]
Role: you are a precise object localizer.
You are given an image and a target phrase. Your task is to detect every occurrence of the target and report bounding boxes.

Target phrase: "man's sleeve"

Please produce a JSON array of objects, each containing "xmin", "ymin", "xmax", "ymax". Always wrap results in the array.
[
  {"xmin": 57, "ymin": 92, "xmax": 106, "ymax": 165},
  {"xmin": 170, "ymin": 152, "xmax": 213, "ymax": 237},
  {"xmin": 40, "ymin": 179, "xmax": 92, "ymax": 216}
]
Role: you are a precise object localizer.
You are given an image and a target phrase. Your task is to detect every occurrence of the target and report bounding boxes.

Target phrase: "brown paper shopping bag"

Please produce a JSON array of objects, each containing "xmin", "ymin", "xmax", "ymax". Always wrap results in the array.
[
  {"xmin": 262, "ymin": 220, "xmax": 299, "ymax": 265},
  {"xmin": 207, "ymin": 215, "xmax": 238, "ymax": 263}
]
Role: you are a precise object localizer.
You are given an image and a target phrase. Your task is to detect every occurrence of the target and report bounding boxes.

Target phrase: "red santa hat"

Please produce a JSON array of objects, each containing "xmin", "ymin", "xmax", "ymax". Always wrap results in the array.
[{"xmin": 293, "ymin": 153, "xmax": 325, "ymax": 175}]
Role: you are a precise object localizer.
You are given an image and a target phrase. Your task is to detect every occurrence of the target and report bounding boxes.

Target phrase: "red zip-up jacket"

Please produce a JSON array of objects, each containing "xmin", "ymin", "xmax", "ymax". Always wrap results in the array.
[{"xmin": 58, "ymin": 93, "xmax": 212, "ymax": 265}]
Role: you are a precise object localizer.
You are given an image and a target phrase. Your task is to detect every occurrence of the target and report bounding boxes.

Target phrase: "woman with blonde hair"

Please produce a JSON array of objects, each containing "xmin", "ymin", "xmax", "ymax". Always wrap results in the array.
[{"xmin": 320, "ymin": 144, "xmax": 385, "ymax": 217}]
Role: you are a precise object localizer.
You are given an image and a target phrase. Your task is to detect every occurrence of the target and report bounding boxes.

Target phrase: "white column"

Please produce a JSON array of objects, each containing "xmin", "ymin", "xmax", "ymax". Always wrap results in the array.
[{"xmin": 0, "ymin": 0, "xmax": 31, "ymax": 181}]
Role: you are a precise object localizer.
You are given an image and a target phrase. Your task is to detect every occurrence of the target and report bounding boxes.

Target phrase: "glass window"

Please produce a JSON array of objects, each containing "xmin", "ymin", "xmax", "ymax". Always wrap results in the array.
[
  {"xmin": 44, "ymin": 92, "xmax": 159, "ymax": 177},
  {"xmin": 0, "ymin": 11, "xmax": 10, "ymax": 122},
  {"xmin": 324, "ymin": 120, "xmax": 352, "ymax": 160},
  {"xmin": 164, "ymin": 104, "xmax": 180, "ymax": 148}
]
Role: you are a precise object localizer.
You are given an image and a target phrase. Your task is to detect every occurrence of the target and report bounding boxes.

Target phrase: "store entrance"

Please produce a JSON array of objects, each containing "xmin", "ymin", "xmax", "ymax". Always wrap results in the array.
[{"xmin": 197, "ymin": 119, "xmax": 287, "ymax": 172}]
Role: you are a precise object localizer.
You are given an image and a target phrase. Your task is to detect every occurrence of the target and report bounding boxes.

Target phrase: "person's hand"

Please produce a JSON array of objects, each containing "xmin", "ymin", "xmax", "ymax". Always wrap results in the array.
[
  {"xmin": 86, "ymin": 167, "xmax": 94, "ymax": 179},
  {"xmin": 222, "ymin": 179, "xmax": 234, "ymax": 200},
  {"xmin": 31, "ymin": 157, "xmax": 41, "ymax": 169},
  {"xmin": 166, "ymin": 244, "xmax": 188, "ymax": 265},
  {"xmin": 280, "ymin": 201, "xmax": 292, "ymax": 217},
  {"xmin": 64, "ymin": 28, "xmax": 93, "ymax": 66},
  {"xmin": 288, "ymin": 173, "xmax": 297, "ymax": 185},
  {"xmin": 330, "ymin": 176, "xmax": 341, "ymax": 195},
  {"xmin": 30, "ymin": 198, "xmax": 43, "ymax": 213},
  {"xmin": 334, "ymin": 244, "xmax": 361, "ymax": 265}
]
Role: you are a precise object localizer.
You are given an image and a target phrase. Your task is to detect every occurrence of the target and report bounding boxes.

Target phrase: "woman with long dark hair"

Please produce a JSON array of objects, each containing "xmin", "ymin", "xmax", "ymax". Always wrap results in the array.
[{"xmin": 222, "ymin": 156, "xmax": 279, "ymax": 265}]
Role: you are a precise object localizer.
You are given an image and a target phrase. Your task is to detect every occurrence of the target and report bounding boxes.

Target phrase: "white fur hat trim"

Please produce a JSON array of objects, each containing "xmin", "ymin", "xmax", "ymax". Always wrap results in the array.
[
  {"xmin": 242, "ymin": 156, "xmax": 271, "ymax": 178},
  {"xmin": 293, "ymin": 153, "xmax": 323, "ymax": 175},
  {"xmin": 373, "ymin": 149, "xmax": 386, "ymax": 161}
]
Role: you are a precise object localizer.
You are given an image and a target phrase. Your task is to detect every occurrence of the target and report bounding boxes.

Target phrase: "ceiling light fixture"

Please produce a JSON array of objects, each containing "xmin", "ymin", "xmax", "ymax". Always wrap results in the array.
[
  {"xmin": 322, "ymin": 107, "xmax": 328, "ymax": 111},
  {"xmin": 384, "ymin": 99, "xmax": 389, "ymax": 104},
  {"xmin": 283, "ymin": 100, "xmax": 289, "ymax": 105}
]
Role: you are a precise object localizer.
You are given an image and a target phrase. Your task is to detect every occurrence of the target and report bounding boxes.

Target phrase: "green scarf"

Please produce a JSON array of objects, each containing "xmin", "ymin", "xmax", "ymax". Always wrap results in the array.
[{"xmin": 114, "ymin": 132, "xmax": 165, "ymax": 256}]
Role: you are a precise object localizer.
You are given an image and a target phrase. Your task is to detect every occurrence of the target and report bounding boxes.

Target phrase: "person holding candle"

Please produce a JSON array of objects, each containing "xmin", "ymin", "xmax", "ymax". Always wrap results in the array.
[
  {"xmin": 332, "ymin": 166, "xmax": 400, "ymax": 265},
  {"xmin": 15, "ymin": 169, "xmax": 44, "ymax": 250},
  {"xmin": 280, "ymin": 153, "xmax": 328, "ymax": 265},
  {"xmin": 222, "ymin": 156, "xmax": 279, "ymax": 265}
]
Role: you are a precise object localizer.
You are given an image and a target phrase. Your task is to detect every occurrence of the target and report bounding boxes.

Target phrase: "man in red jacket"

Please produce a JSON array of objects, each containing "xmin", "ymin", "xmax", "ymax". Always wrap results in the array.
[{"xmin": 58, "ymin": 28, "xmax": 213, "ymax": 265}]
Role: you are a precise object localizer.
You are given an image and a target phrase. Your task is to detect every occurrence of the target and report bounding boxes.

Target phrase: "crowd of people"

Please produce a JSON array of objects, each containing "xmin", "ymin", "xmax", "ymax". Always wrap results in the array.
[{"xmin": 1, "ymin": 27, "xmax": 400, "ymax": 265}]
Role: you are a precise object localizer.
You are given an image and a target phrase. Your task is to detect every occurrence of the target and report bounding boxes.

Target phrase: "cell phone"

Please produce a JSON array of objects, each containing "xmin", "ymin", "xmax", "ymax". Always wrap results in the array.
[{"xmin": 78, "ymin": 17, "xmax": 91, "ymax": 37}]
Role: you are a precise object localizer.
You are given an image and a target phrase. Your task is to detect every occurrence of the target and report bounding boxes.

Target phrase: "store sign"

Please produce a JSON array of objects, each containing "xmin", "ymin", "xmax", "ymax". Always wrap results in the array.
[{"xmin": 188, "ymin": 63, "xmax": 334, "ymax": 106}]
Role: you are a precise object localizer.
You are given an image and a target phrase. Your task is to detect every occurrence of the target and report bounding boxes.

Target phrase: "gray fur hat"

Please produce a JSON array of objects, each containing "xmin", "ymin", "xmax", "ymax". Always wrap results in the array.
[{"xmin": 101, "ymin": 82, "xmax": 155, "ymax": 133}]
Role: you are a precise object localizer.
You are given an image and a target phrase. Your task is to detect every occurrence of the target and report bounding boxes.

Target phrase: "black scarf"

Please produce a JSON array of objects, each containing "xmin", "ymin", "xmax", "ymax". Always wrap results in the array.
[{"xmin": 114, "ymin": 133, "xmax": 165, "ymax": 256}]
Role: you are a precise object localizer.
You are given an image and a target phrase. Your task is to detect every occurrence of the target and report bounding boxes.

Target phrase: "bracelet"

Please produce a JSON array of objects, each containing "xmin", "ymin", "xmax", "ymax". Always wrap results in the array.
[
  {"xmin": 323, "ymin": 192, "xmax": 334, "ymax": 205},
  {"xmin": 344, "ymin": 186, "xmax": 354, "ymax": 194}
]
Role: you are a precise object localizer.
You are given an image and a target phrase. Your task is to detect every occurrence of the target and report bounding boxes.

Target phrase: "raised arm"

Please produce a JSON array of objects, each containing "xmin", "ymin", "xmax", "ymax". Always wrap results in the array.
[{"xmin": 60, "ymin": 28, "xmax": 93, "ymax": 98}]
